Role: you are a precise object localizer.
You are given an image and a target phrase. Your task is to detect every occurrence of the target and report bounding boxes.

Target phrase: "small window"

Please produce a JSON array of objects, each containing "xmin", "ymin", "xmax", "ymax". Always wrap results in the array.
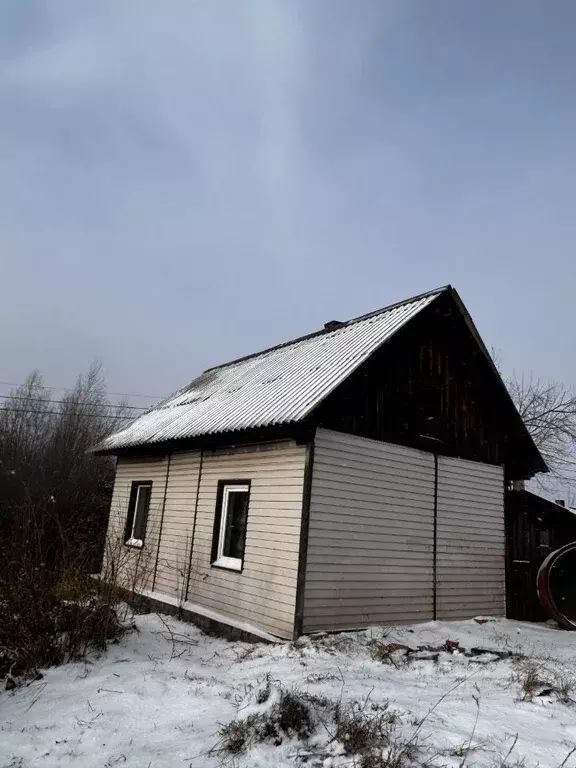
[
  {"xmin": 537, "ymin": 529, "xmax": 551, "ymax": 551},
  {"xmin": 125, "ymin": 482, "xmax": 152, "ymax": 548},
  {"xmin": 211, "ymin": 482, "xmax": 250, "ymax": 571}
]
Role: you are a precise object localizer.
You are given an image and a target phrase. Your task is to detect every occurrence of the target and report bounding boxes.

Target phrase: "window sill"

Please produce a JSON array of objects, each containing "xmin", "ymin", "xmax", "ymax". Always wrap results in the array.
[
  {"xmin": 211, "ymin": 557, "xmax": 242, "ymax": 572},
  {"xmin": 125, "ymin": 538, "xmax": 143, "ymax": 549}
]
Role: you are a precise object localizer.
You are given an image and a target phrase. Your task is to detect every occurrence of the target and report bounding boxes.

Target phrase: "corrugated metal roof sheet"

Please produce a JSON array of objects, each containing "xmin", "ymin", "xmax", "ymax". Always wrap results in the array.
[{"xmin": 98, "ymin": 288, "xmax": 445, "ymax": 452}]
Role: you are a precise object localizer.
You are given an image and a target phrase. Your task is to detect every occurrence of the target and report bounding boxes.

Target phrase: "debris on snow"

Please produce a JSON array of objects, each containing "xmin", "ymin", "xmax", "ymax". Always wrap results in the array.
[{"xmin": 2, "ymin": 614, "xmax": 576, "ymax": 767}]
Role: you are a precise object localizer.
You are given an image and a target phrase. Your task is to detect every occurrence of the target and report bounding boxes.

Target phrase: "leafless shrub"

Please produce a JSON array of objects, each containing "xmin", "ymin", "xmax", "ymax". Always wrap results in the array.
[
  {"xmin": 0, "ymin": 520, "xmax": 156, "ymax": 687},
  {"xmin": 1, "ymin": 556, "xmax": 121, "ymax": 686},
  {"xmin": 212, "ymin": 682, "xmax": 317, "ymax": 759},
  {"xmin": 101, "ymin": 524, "xmax": 157, "ymax": 605}
]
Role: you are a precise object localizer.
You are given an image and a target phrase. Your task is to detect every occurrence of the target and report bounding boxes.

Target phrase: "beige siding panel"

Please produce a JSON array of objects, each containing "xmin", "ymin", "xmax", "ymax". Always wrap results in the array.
[
  {"xmin": 436, "ymin": 455, "xmax": 505, "ymax": 619},
  {"xmin": 303, "ymin": 429, "xmax": 436, "ymax": 633},
  {"xmin": 153, "ymin": 451, "xmax": 201, "ymax": 598},
  {"xmin": 187, "ymin": 440, "xmax": 306, "ymax": 639},
  {"xmin": 105, "ymin": 456, "xmax": 169, "ymax": 592},
  {"xmin": 105, "ymin": 441, "xmax": 305, "ymax": 639}
]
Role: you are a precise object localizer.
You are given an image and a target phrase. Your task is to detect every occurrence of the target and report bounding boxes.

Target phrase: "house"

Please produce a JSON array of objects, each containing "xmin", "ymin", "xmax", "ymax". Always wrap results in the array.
[{"xmin": 97, "ymin": 285, "xmax": 546, "ymax": 640}]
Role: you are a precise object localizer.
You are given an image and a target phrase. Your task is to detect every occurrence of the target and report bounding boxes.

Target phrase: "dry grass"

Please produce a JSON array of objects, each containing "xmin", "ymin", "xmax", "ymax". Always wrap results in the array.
[
  {"xmin": 212, "ymin": 683, "xmax": 317, "ymax": 758},
  {"xmin": 212, "ymin": 679, "xmax": 421, "ymax": 768},
  {"xmin": 516, "ymin": 660, "xmax": 551, "ymax": 700},
  {"xmin": 334, "ymin": 701, "xmax": 398, "ymax": 753},
  {"xmin": 513, "ymin": 659, "xmax": 576, "ymax": 704},
  {"xmin": 334, "ymin": 701, "xmax": 416, "ymax": 768},
  {"xmin": 553, "ymin": 674, "xmax": 576, "ymax": 705}
]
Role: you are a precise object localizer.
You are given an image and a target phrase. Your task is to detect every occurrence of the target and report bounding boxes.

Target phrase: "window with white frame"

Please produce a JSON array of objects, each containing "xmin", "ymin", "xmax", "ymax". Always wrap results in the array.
[
  {"xmin": 211, "ymin": 482, "xmax": 250, "ymax": 571},
  {"xmin": 124, "ymin": 481, "xmax": 152, "ymax": 548}
]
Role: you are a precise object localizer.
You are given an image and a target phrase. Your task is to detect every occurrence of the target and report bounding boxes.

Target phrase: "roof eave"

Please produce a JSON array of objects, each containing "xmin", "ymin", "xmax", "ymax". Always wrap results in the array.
[
  {"xmin": 93, "ymin": 421, "xmax": 315, "ymax": 457},
  {"xmin": 448, "ymin": 287, "xmax": 548, "ymax": 477}
]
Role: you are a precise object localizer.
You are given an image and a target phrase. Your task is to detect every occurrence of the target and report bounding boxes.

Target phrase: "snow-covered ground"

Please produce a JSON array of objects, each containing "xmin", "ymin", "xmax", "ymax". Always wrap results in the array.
[{"xmin": 2, "ymin": 613, "xmax": 576, "ymax": 767}]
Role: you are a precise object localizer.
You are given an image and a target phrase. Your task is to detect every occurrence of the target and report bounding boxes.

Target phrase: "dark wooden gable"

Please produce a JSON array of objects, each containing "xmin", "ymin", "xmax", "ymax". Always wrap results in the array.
[{"xmin": 313, "ymin": 290, "xmax": 543, "ymax": 481}]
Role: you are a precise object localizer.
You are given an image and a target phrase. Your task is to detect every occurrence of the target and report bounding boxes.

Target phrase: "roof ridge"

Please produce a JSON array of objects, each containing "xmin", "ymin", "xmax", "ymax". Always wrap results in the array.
[{"xmin": 204, "ymin": 284, "xmax": 450, "ymax": 373}]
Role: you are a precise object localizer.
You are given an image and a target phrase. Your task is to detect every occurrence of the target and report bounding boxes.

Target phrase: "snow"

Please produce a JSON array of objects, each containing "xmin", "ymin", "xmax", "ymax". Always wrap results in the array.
[{"xmin": 2, "ymin": 613, "xmax": 576, "ymax": 767}]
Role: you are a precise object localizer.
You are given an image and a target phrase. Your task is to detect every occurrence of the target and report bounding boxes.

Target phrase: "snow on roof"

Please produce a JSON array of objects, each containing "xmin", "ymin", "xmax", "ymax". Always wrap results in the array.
[{"xmin": 98, "ymin": 287, "xmax": 446, "ymax": 452}]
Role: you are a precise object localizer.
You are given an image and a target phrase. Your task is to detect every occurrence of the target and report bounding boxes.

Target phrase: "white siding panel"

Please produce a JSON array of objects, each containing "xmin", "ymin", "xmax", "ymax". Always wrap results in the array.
[
  {"xmin": 436, "ymin": 455, "xmax": 505, "ymax": 619},
  {"xmin": 187, "ymin": 441, "xmax": 306, "ymax": 639},
  {"xmin": 303, "ymin": 429, "xmax": 435, "ymax": 633}
]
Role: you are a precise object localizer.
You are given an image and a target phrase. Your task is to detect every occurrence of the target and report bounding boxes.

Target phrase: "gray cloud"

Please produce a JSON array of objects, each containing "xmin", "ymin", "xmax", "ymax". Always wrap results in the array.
[{"xmin": 1, "ymin": 1, "xmax": 575, "ymax": 402}]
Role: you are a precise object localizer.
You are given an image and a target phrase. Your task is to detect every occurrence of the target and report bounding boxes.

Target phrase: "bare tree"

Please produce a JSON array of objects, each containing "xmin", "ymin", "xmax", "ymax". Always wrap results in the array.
[
  {"xmin": 507, "ymin": 375, "xmax": 576, "ymax": 493},
  {"xmin": 0, "ymin": 361, "xmax": 133, "ymax": 573}
]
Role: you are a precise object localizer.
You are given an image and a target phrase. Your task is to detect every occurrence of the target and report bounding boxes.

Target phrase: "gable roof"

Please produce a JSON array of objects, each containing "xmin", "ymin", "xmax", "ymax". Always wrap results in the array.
[
  {"xmin": 97, "ymin": 285, "xmax": 547, "ymax": 477},
  {"xmin": 98, "ymin": 286, "xmax": 445, "ymax": 452}
]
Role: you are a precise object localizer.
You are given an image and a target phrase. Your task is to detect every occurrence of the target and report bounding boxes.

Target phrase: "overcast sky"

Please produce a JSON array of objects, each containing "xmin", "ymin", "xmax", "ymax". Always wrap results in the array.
[{"xmin": 1, "ymin": 1, "xmax": 575, "ymax": 405}]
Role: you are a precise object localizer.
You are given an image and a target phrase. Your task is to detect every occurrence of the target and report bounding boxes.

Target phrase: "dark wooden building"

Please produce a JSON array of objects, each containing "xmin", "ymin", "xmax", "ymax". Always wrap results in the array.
[{"xmin": 506, "ymin": 490, "xmax": 576, "ymax": 621}]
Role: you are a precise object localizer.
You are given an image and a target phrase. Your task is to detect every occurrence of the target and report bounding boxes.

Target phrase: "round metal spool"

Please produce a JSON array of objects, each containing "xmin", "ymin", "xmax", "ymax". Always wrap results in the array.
[{"xmin": 537, "ymin": 541, "xmax": 576, "ymax": 631}]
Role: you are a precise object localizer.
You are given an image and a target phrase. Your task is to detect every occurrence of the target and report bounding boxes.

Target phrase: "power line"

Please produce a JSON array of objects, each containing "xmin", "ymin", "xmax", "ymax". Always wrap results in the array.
[
  {"xmin": 0, "ymin": 380, "xmax": 162, "ymax": 401},
  {"xmin": 0, "ymin": 394, "xmax": 148, "ymax": 411},
  {"xmin": 0, "ymin": 407, "xmax": 135, "ymax": 421}
]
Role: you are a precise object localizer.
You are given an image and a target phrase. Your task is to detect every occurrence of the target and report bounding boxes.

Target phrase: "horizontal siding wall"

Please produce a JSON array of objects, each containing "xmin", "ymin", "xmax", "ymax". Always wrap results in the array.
[
  {"xmin": 436, "ymin": 456, "xmax": 505, "ymax": 619},
  {"xmin": 105, "ymin": 456, "xmax": 169, "ymax": 592},
  {"xmin": 153, "ymin": 451, "xmax": 201, "ymax": 598},
  {"xmin": 105, "ymin": 442, "xmax": 305, "ymax": 639},
  {"xmin": 303, "ymin": 429, "xmax": 436, "ymax": 633},
  {"xmin": 187, "ymin": 441, "xmax": 306, "ymax": 639}
]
